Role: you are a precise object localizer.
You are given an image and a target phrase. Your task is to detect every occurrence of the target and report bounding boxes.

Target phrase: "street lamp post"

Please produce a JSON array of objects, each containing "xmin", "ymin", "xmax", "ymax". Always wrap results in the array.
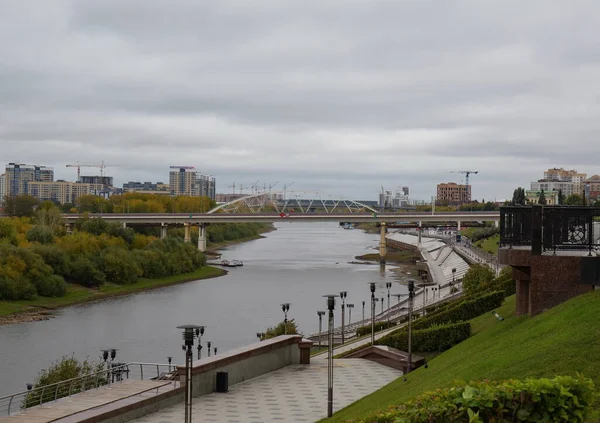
[
  {"xmin": 207, "ymin": 341, "xmax": 212, "ymax": 357},
  {"xmin": 281, "ymin": 303, "xmax": 290, "ymax": 334},
  {"xmin": 362, "ymin": 300, "xmax": 365, "ymax": 322},
  {"xmin": 407, "ymin": 281, "xmax": 415, "ymax": 374},
  {"xmin": 323, "ymin": 294, "xmax": 337, "ymax": 418},
  {"xmin": 452, "ymin": 268, "xmax": 456, "ymax": 287},
  {"xmin": 380, "ymin": 297, "xmax": 384, "ymax": 315},
  {"xmin": 196, "ymin": 326, "xmax": 205, "ymax": 359},
  {"xmin": 347, "ymin": 304, "xmax": 354, "ymax": 326},
  {"xmin": 339, "ymin": 291, "xmax": 347, "ymax": 344},
  {"xmin": 317, "ymin": 311, "xmax": 326, "ymax": 347},
  {"xmin": 177, "ymin": 325, "xmax": 203, "ymax": 423},
  {"xmin": 369, "ymin": 283, "xmax": 376, "ymax": 346},
  {"xmin": 256, "ymin": 332, "xmax": 265, "ymax": 341},
  {"xmin": 385, "ymin": 282, "xmax": 392, "ymax": 322},
  {"xmin": 101, "ymin": 349, "xmax": 118, "ymax": 384}
]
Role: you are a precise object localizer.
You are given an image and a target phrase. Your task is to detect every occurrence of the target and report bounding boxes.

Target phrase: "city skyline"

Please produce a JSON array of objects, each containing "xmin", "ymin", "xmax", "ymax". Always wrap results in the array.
[{"xmin": 3, "ymin": 2, "xmax": 600, "ymax": 201}]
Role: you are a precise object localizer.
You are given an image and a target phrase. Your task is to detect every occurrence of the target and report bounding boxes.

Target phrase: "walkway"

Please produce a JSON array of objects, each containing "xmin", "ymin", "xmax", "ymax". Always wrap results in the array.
[{"xmin": 132, "ymin": 360, "xmax": 401, "ymax": 423}]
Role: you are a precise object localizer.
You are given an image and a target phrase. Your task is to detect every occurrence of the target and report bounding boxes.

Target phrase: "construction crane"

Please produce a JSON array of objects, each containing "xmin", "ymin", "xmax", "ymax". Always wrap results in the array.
[
  {"xmin": 66, "ymin": 161, "xmax": 114, "ymax": 182},
  {"xmin": 449, "ymin": 170, "xmax": 479, "ymax": 186},
  {"xmin": 228, "ymin": 182, "xmax": 236, "ymax": 194}
]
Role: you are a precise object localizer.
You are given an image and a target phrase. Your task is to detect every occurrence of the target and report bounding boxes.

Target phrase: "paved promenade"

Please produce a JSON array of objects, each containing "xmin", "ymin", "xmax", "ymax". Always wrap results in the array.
[{"xmin": 133, "ymin": 360, "xmax": 401, "ymax": 423}]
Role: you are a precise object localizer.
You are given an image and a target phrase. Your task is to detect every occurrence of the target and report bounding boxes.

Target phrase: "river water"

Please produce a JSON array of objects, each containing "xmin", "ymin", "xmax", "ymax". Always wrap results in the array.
[{"xmin": 0, "ymin": 222, "xmax": 411, "ymax": 396}]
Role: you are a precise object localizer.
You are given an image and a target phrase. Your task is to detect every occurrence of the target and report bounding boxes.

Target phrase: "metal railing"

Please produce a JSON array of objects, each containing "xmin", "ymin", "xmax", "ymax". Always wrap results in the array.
[
  {"xmin": 0, "ymin": 362, "xmax": 178, "ymax": 416},
  {"xmin": 500, "ymin": 205, "xmax": 600, "ymax": 254}
]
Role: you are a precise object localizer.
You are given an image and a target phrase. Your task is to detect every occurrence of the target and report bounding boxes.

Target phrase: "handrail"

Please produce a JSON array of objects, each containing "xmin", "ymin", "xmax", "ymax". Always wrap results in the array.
[{"xmin": 0, "ymin": 361, "xmax": 178, "ymax": 416}]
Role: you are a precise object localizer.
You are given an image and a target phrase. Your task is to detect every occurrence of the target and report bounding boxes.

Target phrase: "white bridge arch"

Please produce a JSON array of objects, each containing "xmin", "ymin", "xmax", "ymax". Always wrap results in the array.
[{"xmin": 208, "ymin": 191, "xmax": 378, "ymax": 215}]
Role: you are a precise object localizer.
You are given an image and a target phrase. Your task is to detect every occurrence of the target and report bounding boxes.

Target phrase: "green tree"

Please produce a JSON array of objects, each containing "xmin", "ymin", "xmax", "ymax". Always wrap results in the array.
[
  {"xmin": 34, "ymin": 205, "xmax": 64, "ymax": 235},
  {"xmin": 0, "ymin": 219, "xmax": 18, "ymax": 246},
  {"xmin": 26, "ymin": 225, "xmax": 55, "ymax": 244},
  {"xmin": 99, "ymin": 248, "xmax": 142, "ymax": 284},
  {"xmin": 264, "ymin": 319, "xmax": 300, "ymax": 339},
  {"xmin": 65, "ymin": 255, "xmax": 106, "ymax": 287},
  {"xmin": 462, "ymin": 264, "xmax": 495, "ymax": 296},
  {"xmin": 538, "ymin": 190, "xmax": 547, "ymax": 205},
  {"xmin": 558, "ymin": 189, "xmax": 564, "ymax": 205},
  {"xmin": 565, "ymin": 194, "xmax": 582, "ymax": 206},
  {"xmin": 23, "ymin": 355, "xmax": 105, "ymax": 408},
  {"xmin": 4, "ymin": 195, "xmax": 40, "ymax": 217},
  {"xmin": 511, "ymin": 187, "xmax": 526, "ymax": 205}
]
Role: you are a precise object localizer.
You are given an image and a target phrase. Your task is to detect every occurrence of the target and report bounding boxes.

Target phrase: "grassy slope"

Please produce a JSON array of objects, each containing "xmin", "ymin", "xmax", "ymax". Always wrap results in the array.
[
  {"xmin": 0, "ymin": 266, "xmax": 226, "ymax": 317},
  {"xmin": 325, "ymin": 291, "xmax": 600, "ymax": 422}
]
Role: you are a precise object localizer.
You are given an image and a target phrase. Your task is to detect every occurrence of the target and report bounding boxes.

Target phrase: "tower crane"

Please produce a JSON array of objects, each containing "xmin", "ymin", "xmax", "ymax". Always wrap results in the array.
[
  {"xmin": 66, "ymin": 161, "xmax": 115, "ymax": 182},
  {"xmin": 449, "ymin": 170, "xmax": 479, "ymax": 186}
]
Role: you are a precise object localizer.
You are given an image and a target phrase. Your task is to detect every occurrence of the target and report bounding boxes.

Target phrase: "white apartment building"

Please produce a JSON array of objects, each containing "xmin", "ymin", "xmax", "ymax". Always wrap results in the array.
[{"xmin": 0, "ymin": 174, "xmax": 5, "ymax": 206}]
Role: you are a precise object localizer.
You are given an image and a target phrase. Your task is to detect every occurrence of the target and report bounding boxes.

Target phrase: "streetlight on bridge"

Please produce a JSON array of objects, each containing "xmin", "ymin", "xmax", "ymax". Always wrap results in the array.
[
  {"xmin": 369, "ymin": 283, "xmax": 376, "ymax": 346},
  {"xmin": 176, "ymin": 325, "xmax": 203, "ymax": 423},
  {"xmin": 385, "ymin": 282, "xmax": 392, "ymax": 322},
  {"xmin": 347, "ymin": 304, "xmax": 354, "ymax": 326},
  {"xmin": 362, "ymin": 300, "xmax": 366, "ymax": 322}
]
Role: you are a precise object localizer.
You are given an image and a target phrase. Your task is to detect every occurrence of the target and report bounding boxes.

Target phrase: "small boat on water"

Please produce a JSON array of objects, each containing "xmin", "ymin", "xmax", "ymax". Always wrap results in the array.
[
  {"xmin": 231, "ymin": 260, "xmax": 244, "ymax": 267},
  {"xmin": 212, "ymin": 259, "xmax": 244, "ymax": 267}
]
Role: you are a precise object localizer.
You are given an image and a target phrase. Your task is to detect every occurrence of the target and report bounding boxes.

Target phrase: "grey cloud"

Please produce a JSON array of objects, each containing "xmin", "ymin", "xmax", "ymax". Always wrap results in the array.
[{"xmin": 2, "ymin": 0, "xmax": 600, "ymax": 201}]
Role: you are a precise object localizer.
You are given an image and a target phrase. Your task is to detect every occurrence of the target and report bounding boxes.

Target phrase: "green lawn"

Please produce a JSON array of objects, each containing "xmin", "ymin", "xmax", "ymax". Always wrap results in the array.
[
  {"xmin": 323, "ymin": 291, "xmax": 600, "ymax": 422},
  {"xmin": 0, "ymin": 266, "xmax": 226, "ymax": 317},
  {"xmin": 474, "ymin": 233, "xmax": 500, "ymax": 255}
]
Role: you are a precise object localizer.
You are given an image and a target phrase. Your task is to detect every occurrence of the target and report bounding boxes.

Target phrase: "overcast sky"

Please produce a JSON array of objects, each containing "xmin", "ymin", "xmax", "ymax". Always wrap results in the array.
[{"xmin": 2, "ymin": 0, "xmax": 600, "ymax": 201}]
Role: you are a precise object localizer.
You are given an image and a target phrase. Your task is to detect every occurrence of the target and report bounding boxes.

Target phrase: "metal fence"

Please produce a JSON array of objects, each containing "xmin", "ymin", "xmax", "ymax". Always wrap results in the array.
[
  {"xmin": 0, "ymin": 362, "xmax": 178, "ymax": 416},
  {"xmin": 500, "ymin": 205, "xmax": 600, "ymax": 254}
]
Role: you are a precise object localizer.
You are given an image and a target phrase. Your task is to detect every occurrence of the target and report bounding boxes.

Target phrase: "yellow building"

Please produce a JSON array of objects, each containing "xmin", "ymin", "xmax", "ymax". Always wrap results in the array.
[
  {"xmin": 525, "ymin": 190, "xmax": 559, "ymax": 205},
  {"xmin": 27, "ymin": 181, "xmax": 104, "ymax": 204}
]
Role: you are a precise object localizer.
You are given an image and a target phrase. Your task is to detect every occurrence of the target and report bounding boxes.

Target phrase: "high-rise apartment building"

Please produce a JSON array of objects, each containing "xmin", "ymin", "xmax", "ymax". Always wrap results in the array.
[
  {"xmin": 437, "ymin": 182, "xmax": 471, "ymax": 204},
  {"xmin": 26, "ymin": 181, "xmax": 104, "ymax": 204},
  {"xmin": 169, "ymin": 166, "xmax": 216, "ymax": 199},
  {"xmin": 169, "ymin": 166, "xmax": 198, "ymax": 196},
  {"xmin": 0, "ymin": 174, "xmax": 5, "ymax": 206},
  {"xmin": 123, "ymin": 181, "xmax": 170, "ymax": 195},
  {"xmin": 531, "ymin": 168, "xmax": 588, "ymax": 199},
  {"xmin": 196, "ymin": 174, "xmax": 216, "ymax": 201},
  {"xmin": 4, "ymin": 163, "xmax": 54, "ymax": 198}
]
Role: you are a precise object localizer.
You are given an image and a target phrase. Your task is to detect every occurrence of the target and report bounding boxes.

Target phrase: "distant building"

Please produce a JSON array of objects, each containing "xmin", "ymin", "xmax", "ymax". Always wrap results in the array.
[
  {"xmin": 401, "ymin": 186, "xmax": 410, "ymax": 196},
  {"xmin": 532, "ymin": 168, "xmax": 587, "ymax": 199},
  {"xmin": 378, "ymin": 190, "xmax": 393, "ymax": 209},
  {"xmin": 525, "ymin": 190, "xmax": 559, "ymax": 205},
  {"xmin": 80, "ymin": 175, "xmax": 114, "ymax": 188},
  {"xmin": 196, "ymin": 174, "xmax": 216, "ymax": 201},
  {"xmin": 584, "ymin": 175, "xmax": 600, "ymax": 201},
  {"xmin": 0, "ymin": 174, "xmax": 5, "ymax": 206},
  {"xmin": 530, "ymin": 180, "xmax": 575, "ymax": 198},
  {"xmin": 27, "ymin": 181, "xmax": 104, "ymax": 204},
  {"xmin": 4, "ymin": 163, "xmax": 54, "ymax": 198},
  {"xmin": 168, "ymin": 166, "xmax": 216, "ymax": 200},
  {"xmin": 437, "ymin": 182, "xmax": 471, "ymax": 204},
  {"xmin": 123, "ymin": 181, "xmax": 170, "ymax": 195}
]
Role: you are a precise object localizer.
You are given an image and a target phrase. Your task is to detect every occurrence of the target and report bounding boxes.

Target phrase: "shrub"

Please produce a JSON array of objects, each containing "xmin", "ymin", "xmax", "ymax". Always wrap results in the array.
[
  {"xmin": 468, "ymin": 226, "xmax": 499, "ymax": 243},
  {"xmin": 34, "ymin": 274, "xmax": 67, "ymax": 297},
  {"xmin": 31, "ymin": 245, "xmax": 69, "ymax": 276},
  {"xmin": 379, "ymin": 321, "xmax": 471, "ymax": 352},
  {"xmin": 360, "ymin": 375, "xmax": 595, "ymax": 423},
  {"xmin": 356, "ymin": 321, "xmax": 395, "ymax": 337},
  {"xmin": 264, "ymin": 319, "xmax": 299, "ymax": 339},
  {"xmin": 0, "ymin": 275, "xmax": 36, "ymax": 300},
  {"xmin": 412, "ymin": 291, "xmax": 505, "ymax": 331}
]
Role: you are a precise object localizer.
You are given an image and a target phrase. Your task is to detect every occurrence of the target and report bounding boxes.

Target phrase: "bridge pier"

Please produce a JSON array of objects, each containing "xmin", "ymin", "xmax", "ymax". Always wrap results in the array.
[
  {"xmin": 457, "ymin": 221, "xmax": 462, "ymax": 231},
  {"xmin": 198, "ymin": 223, "xmax": 207, "ymax": 252},
  {"xmin": 379, "ymin": 222, "xmax": 387, "ymax": 264},
  {"xmin": 418, "ymin": 221, "xmax": 422, "ymax": 244},
  {"xmin": 122, "ymin": 222, "xmax": 127, "ymax": 229},
  {"xmin": 494, "ymin": 220, "xmax": 499, "ymax": 228},
  {"xmin": 184, "ymin": 223, "xmax": 191, "ymax": 243},
  {"xmin": 160, "ymin": 223, "xmax": 168, "ymax": 239}
]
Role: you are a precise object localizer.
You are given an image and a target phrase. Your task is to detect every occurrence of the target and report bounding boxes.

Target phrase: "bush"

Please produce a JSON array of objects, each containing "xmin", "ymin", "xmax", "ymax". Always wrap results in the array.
[
  {"xmin": 26, "ymin": 225, "xmax": 55, "ymax": 244},
  {"xmin": 66, "ymin": 255, "xmax": 106, "ymax": 287},
  {"xmin": 0, "ymin": 275, "xmax": 36, "ymax": 300},
  {"xmin": 264, "ymin": 319, "xmax": 299, "ymax": 339},
  {"xmin": 412, "ymin": 291, "xmax": 505, "ymax": 331},
  {"xmin": 379, "ymin": 321, "xmax": 471, "ymax": 352},
  {"xmin": 98, "ymin": 248, "xmax": 142, "ymax": 285},
  {"xmin": 23, "ymin": 355, "xmax": 106, "ymax": 408},
  {"xmin": 360, "ymin": 375, "xmax": 595, "ymax": 423},
  {"xmin": 468, "ymin": 226, "xmax": 499, "ymax": 243},
  {"xmin": 35, "ymin": 274, "xmax": 67, "ymax": 297},
  {"xmin": 31, "ymin": 245, "xmax": 69, "ymax": 276},
  {"xmin": 462, "ymin": 264, "xmax": 495, "ymax": 296},
  {"xmin": 356, "ymin": 321, "xmax": 395, "ymax": 337}
]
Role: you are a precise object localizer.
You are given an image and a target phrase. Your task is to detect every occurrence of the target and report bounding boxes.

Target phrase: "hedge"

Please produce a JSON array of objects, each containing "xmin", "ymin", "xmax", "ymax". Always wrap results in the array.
[
  {"xmin": 412, "ymin": 291, "xmax": 504, "ymax": 331},
  {"xmin": 356, "ymin": 321, "xmax": 395, "ymax": 337},
  {"xmin": 379, "ymin": 321, "xmax": 471, "ymax": 352},
  {"xmin": 356, "ymin": 375, "xmax": 595, "ymax": 423}
]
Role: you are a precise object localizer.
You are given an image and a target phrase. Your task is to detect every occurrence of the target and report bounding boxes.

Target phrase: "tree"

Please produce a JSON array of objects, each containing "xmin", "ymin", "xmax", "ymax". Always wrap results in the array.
[
  {"xmin": 538, "ymin": 190, "xmax": 547, "ymax": 205},
  {"xmin": 558, "ymin": 189, "xmax": 564, "ymax": 205},
  {"xmin": 565, "ymin": 194, "xmax": 582, "ymax": 206},
  {"xmin": 462, "ymin": 264, "xmax": 495, "ymax": 296},
  {"xmin": 264, "ymin": 319, "xmax": 300, "ymax": 339},
  {"xmin": 26, "ymin": 226, "xmax": 55, "ymax": 244},
  {"xmin": 511, "ymin": 187, "xmax": 526, "ymax": 205},
  {"xmin": 582, "ymin": 190, "xmax": 587, "ymax": 206},
  {"xmin": 23, "ymin": 355, "xmax": 105, "ymax": 408},
  {"xmin": 4, "ymin": 195, "xmax": 40, "ymax": 217},
  {"xmin": 34, "ymin": 206, "xmax": 64, "ymax": 234}
]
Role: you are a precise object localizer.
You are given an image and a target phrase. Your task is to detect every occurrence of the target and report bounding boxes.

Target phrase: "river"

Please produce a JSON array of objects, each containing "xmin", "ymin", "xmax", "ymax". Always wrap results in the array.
[{"xmin": 0, "ymin": 222, "xmax": 412, "ymax": 396}]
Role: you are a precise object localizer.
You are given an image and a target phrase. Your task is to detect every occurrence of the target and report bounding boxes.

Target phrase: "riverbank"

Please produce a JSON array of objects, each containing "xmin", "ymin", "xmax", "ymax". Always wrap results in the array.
[
  {"xmin": 206, "ymin": 225, "xmax": 276, "ymax": 253},
  {"xmin": 0, "ymin": 266, "xmax": 227, "ymax": 324}
]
